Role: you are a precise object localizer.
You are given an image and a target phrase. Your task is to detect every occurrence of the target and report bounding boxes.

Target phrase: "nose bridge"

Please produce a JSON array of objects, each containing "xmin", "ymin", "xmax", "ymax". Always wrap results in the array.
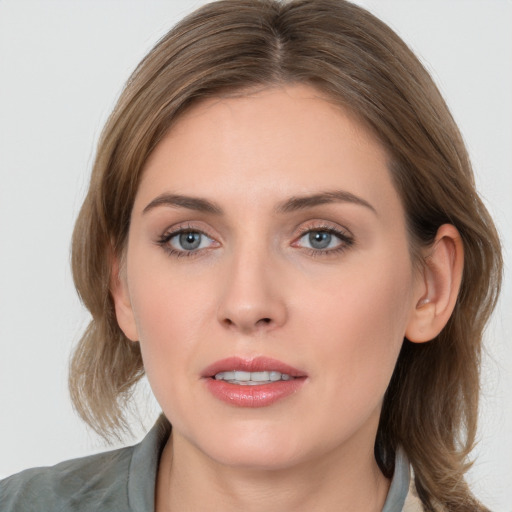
[{"xmin": 216, "ymin": 234, "xmax": 287, "ymax": 333}]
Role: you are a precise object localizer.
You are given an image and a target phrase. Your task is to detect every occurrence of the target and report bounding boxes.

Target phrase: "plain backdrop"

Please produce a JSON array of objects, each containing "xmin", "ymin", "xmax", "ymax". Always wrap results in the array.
[{"xmin": 0, "ymin": 1, "xmax": 511, "ymax": 510}]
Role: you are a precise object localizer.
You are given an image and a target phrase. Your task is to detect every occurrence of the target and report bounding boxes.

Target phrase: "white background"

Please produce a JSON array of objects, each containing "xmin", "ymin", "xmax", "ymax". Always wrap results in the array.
[{"xmin": 0, "ymin": 1, "xmax": 511, "ymax": 510}]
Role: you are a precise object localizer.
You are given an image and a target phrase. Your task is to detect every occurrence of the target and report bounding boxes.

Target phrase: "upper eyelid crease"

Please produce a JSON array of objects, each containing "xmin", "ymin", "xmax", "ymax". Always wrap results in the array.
[{"xmin": 296, "ymin": 225, "xmax": 353, "ymax": 242}]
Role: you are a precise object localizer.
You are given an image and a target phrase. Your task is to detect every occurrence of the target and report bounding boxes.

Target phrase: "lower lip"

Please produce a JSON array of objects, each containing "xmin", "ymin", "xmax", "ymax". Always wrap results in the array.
[{"xmin": 204, "ymin": 378, "xmax": 305, "ymax": 407}]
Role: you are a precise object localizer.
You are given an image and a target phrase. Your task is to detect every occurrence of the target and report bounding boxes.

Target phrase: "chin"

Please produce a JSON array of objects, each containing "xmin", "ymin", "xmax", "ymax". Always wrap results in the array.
[{"xmin": 197, "ymin": 427, "xmax": 306, "ymax": 471}]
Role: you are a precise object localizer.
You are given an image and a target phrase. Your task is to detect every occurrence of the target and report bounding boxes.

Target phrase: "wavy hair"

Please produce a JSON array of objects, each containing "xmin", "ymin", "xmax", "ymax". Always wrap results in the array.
[{"xmin": 69, "ymin": 1, "xmax": 502, "ymax": 510}]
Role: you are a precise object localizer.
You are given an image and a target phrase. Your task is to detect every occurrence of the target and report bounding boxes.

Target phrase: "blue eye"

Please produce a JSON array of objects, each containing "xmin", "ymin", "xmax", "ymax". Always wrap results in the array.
[
  {"xmin": 176, "ymin": 232, "xmax": 203, "ymax": 251},
  {"xmin": 158, "ymin": 229, "xmax": 217, "ymax": 257},
  {"xmin": 305, "ymin": 231, "xmax": 336, "ymax": 249},
  {"xmin": 169, "ymin": 231, "xmax": 213, "ymax": 251},
  {"xmin": 296, "ymin": 227, "xmax": 353, "ymax": 254}
]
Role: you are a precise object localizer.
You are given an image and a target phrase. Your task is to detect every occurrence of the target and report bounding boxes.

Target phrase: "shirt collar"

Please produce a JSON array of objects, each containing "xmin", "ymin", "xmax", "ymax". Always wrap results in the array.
[
  {"xmin": 128, "ymin": 414, "xmax": 171, "ymax": 511},
  {"xmin": 382, "ymin": 446, "xmax": 411, "ymax": 511}
]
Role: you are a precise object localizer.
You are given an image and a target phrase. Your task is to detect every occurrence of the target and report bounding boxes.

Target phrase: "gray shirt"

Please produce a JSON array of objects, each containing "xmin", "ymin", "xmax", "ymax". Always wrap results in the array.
[{"xmin": 1, "ymin": 416, "xmax": 414, "ymax": 511}]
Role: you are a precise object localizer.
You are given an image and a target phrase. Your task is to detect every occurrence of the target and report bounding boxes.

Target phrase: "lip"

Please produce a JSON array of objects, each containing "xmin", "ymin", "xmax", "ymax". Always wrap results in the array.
[
  {"xmin": 201, "ymin": 356, "xmax": 307, "ymax": 378},
  {"xmin": 202, "ymin": 356, "xmax": 307, "ymax": 408}
]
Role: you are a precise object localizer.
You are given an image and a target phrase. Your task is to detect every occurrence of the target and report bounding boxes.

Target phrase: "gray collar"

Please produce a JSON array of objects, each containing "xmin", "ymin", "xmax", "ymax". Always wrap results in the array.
[
  {"xmin": 382, "ymin": 446, "xmax": 411, "ymax": 511},
  {"xmin": 128, "ymin": 414, "xmax": 171, "ymax": 511}
]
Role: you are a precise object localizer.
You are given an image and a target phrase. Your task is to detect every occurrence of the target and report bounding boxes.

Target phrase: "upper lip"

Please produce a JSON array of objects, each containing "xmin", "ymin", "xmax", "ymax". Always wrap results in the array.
[{"xmin": 201, "ymin": 356, "xmax": 307, "ymax": 378}]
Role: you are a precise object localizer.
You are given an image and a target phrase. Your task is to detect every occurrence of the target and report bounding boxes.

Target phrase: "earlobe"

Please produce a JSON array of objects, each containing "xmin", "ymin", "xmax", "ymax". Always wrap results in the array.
[
  {"xmin": 110, "ymin": 254, "xmax": 139, "ymax": 342},
  {"xmin": 405, "ymin": 224, "xmax": 464, "ymax": 343}
]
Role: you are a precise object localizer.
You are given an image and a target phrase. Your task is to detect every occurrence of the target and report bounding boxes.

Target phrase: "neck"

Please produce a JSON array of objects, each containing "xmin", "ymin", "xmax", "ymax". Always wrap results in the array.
[{"xmin": 156, "ymin": 428, "xmax": 390, "ymax": 512}]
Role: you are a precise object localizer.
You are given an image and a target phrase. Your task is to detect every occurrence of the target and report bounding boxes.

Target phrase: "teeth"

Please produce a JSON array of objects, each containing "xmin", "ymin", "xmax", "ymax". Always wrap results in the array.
[
  {"xmin": 214, "ymin": 370, "xmax": 294, "ymax": 384},
  {"xmin": 251, "ymin": 371, "xmax": 269, "ymax": 381},
  {"xmin": 234, "ymin": 371, "xmax": 251, "ymax": 381},
  {"xmin": 216, "ymin": 371, "xmax": 235, "ymax": 380}
]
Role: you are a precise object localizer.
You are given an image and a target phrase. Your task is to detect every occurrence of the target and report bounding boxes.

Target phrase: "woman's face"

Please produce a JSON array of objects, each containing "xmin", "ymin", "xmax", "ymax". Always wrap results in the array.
[{"xmin": 116, "ymin": 84, "xmax": 423, "ymax": 470}]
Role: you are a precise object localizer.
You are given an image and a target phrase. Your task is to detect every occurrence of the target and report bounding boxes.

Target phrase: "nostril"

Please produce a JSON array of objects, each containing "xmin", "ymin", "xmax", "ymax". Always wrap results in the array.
[{"xmin": 219, "ymin": 314, "xmax": 278, "ymax": 332}]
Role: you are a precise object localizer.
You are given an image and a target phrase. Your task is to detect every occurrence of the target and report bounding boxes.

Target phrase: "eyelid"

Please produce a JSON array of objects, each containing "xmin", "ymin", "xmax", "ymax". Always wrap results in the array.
[
  {"xmin": 159, "ymin": 220, "xmax": 218, "ymax": 239},
  {"xmin": 156, "ymin": 222, "xmax": 221, "ymax": 258},
  {"xmin": 291, "ymin": 221, "xmax": 355, "ymax": 254},
  {"xmin": 293, "ymin": 220, "xmax": 353, "ymax": 239},
  {"xmin": 155, "ymin": 220, "xmax": 354, "ymax": 259}
]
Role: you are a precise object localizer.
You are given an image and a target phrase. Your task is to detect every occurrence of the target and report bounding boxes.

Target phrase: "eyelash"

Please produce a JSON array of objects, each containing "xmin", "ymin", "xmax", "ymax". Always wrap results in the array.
[
  {"xmin": 293, "ymin": 224, "xmax": 354, "ymax": 257},
  {"xmin": 156, "ymin": 224, "xmax": 215, "ymax": 259},
  {"xmin": 156, "ymin": 223, "xmax": 354, "ymax": 259}
]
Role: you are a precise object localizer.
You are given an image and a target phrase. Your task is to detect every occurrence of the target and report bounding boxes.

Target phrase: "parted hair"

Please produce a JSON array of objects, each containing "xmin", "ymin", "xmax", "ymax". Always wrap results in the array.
[{"xmin": 69, "ymin": 1, "xmax": 502, "ymax": 510}]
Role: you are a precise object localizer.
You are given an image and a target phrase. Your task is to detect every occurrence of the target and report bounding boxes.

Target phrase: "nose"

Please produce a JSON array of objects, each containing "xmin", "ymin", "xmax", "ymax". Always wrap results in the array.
[{"xmin": 216, "ymin": 245, "xmax": 288, "ymax": 335}]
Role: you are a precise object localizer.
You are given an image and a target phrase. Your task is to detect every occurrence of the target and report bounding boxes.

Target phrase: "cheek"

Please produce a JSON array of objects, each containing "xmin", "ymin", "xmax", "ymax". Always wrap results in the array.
[
  {"xmin": 131, "ymin": 295, "xmax": 190, "ymax": 427},
  {"xmin": 127, "ymin": 266, "xmax": 198, "ymax": 373},
  {"xmin": 296, "ymin": 254, "xmax": 414, "ymax": 406},
  {"xmin": 126, "ymin": 257, "xmax": 220, "ymax": 415}
]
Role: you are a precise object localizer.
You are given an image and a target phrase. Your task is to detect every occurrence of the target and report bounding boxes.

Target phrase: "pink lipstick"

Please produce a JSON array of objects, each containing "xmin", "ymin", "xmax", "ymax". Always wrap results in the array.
[{"xmin": 202, "ymin": 356, "xmax": 307, "ymax": 408}]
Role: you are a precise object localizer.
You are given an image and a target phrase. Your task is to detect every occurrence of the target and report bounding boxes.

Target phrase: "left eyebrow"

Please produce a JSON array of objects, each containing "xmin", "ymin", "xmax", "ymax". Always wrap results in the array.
[{"xmin": 275, "ymin": 190, "xmax": 378, "ymax": 215}]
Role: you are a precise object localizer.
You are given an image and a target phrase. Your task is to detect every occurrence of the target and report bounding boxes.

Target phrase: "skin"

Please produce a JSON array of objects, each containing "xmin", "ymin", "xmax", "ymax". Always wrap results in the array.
[{"xmin": 112, "ymin": 84, "xmax": 464, "ymax": 511}]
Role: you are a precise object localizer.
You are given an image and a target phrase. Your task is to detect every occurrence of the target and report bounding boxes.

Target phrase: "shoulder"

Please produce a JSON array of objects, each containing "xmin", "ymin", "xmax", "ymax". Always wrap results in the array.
[{"xmin": 0, "ymin": 445, "xmax": 135, "ymax": 512}]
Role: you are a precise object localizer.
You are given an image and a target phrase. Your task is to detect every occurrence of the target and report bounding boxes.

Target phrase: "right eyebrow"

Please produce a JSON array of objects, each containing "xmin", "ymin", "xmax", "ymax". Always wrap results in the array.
[{"xmin": 142, "ymin": 193, "xmax": 224, "ymax": 215}]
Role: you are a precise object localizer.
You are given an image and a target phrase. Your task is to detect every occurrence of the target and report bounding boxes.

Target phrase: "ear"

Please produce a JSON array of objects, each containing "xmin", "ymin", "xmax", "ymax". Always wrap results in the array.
[
  {"xmin": 110, "ymin": 253, "xmax": 139, "ymax": 342},
  {"xmin": 405, "ymin": 224, "xmax": 464, "ymax": 343}
]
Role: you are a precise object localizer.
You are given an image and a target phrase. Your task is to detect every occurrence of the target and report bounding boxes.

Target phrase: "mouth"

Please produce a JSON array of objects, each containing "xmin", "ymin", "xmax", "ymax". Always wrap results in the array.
[
  {"xmin": 201, "ymin": 356, "xmax": 307, "ymax": 407},
  {"xmin": 202, "ymin": 356, "xmax": 307, "ymax": 381},
  {"xmin": 213, "ymin": 370, "xmax": 295, "ymax": 385}
]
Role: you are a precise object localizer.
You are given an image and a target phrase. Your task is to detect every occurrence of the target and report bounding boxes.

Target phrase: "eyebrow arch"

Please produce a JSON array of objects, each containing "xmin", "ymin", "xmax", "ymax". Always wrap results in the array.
[
  {"xmin": 276, "ymin": 190, "xmax": 377, "ymax": 215},
  {"xmin": 143, "ymin": 193, "xmax": 223, "ymax": 215}
]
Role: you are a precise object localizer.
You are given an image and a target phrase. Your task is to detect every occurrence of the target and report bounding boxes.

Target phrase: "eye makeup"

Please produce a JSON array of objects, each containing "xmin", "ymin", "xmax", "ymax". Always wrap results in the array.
[{"xmin": 154, "ymin": 220, "xmax": 355, "ymax": 260}]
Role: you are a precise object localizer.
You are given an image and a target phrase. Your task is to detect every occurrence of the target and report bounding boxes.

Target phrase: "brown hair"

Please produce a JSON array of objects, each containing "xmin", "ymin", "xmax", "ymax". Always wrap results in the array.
[{"xmin": 69, "ymin": 1, "xmax": 502, "ymax": 510}]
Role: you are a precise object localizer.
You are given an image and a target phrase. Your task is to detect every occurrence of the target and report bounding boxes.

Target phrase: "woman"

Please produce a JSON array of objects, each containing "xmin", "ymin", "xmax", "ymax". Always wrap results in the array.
[{"xmin": 0, "ymin": 1, "xmax": 503, "ymax": 510}]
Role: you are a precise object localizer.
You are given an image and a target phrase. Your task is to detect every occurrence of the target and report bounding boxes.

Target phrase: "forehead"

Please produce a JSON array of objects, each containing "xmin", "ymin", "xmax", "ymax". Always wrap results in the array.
[{"xmin": 136, "ymin": 83, "xmax": 397, "ymax": 217}]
